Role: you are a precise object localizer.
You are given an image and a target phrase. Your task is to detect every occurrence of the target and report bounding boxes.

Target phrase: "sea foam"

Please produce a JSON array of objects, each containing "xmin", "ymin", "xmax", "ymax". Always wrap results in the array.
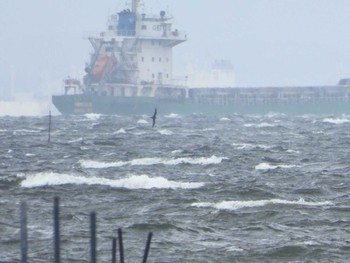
[
  {"xmin": 137, "ymin": 119, "xmax": 149, "ymax": 124},
  {"xmin": 158, "ymin": 129, "xmax": 173, "ymax": 135},
  {"xmin": 80, "ymin": 155, "xmax": 227, "ymax": 169},
  {"xmin": 164, "ymin": 113, "xmax": 181, "ymax": 118},
  {"xmin": 255, "ymin": 162, "xmax": 298, "ymax": 170},
  {"xmin": 20, "ymin": 172, "xmax": 204, "ymax": 189},
  {"xmin": 84, "ymin": 113, "xmax": 102, "ymax": 120},
  {"xmin": 322, "ymin": 117, "xmax": 350, "ymax": 124},
  {"xmin": 192, "ymin": 198, "xmax": 333, "ymax": 211},
  {"xmin": 114, "ymin": 128, "xmax": 126, "ymax": 134},
  {"xmin": 244, "ymin": 122, "xmax": 275, "ymax": 128}
]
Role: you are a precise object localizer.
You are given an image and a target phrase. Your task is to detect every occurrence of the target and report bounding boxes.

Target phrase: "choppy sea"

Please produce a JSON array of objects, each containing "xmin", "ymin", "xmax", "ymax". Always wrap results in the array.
[{"xmin": 1, "ymin": 112, "xmax": 350, "ymax": 262}]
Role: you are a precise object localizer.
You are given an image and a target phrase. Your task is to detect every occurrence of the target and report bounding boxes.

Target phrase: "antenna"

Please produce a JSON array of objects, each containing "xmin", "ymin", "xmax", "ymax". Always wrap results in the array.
[{"xmin": 132, "ymin": 0, "xmax": 140, "ymax": 13}]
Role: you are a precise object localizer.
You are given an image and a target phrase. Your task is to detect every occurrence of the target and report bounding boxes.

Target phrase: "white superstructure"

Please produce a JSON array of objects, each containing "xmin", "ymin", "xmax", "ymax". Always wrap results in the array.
[{"xmin": 81, "ymin": 0, "xmax": 187, "ymax": 97}]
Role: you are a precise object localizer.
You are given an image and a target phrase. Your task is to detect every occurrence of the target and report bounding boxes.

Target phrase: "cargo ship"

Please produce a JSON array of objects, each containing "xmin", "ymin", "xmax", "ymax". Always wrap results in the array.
[{"xmin": 52, "ymin": 0, "xmax": 350, "ymax": 116}]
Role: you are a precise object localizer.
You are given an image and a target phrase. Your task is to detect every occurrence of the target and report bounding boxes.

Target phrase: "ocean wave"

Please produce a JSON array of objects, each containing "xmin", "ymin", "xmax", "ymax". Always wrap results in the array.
[
  {"xmin": 192, "ymin": 198, "xmax": 333, "ymax": 211},
  {"xmin": 220, "ymin": 117, "xmax": 230, "ymax": 121},
  {"xmin": 255, "ymin": 162, "xmax": 299, "ymax": 170},
  {"xmin": 114, "ymin": 128, "xmax": 126, "ymax": 134},
  {"xmin": 232, "ymin": 142, "xmax": 271, "ymax": 150},
  {"xmin": 80, "ymin": 155, "xmax": 227, "ymax": 169},
  {"xmin": 137, "ymin": 119, "xmax": 149, "ymax": 125},
  {"xmin": 84, "ymin": 113, "xmax": 102, "ymax": 120},
  {"xmin": 68, "ymin": 137, "xmax": 83, "ymax": 143},
  {"xmin": 286, "ymin": 149, "xmax": 300, "ymax": 154},
  {"xmin": 13, "ymin": 129, "xmax": 41, "ymax": 134},
  {"xmin": 322, "ymin": 117, "xmax": 350, "ymax": 124},
  {"xmin": 158, "ymin": 129, "xmax": 173, "ymax": 135},
  {"xmin": 164, "ymin": 113, "xmax": 181, "ymax": 118},
  {"xmin": 244, "ymin": 122, "xmax": 275, "ymax": 128},
  {"xmin": 20, "ymin": 172, "xmax": 204, "ymax": 189}
]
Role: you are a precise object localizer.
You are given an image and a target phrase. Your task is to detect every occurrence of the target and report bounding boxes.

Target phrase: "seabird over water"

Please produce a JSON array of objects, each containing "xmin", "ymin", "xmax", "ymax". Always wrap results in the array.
[{"xmin": 151, "ymin": 108, "xmax": 157, "ymax": 127}]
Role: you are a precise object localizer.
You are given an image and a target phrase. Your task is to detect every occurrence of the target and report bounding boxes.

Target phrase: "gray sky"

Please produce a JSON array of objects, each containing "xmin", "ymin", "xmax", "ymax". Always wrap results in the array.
[{"xmin": 1, "ymin": 0, "xmax": 350, "ymax": 99}]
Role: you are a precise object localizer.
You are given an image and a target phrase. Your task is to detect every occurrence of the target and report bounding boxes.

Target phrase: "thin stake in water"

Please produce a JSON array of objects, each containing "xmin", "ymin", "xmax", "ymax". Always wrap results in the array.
[
  {"xmin": 142, "ymin": 232, "xmax": 153, "ymax": 263},
  {"xmin": 112, "ymin": 237, "xmax": 117, "ymax": 263},
  {"xmin": 118, "ymin": 228, "xmax": 125, "ymax": 263},
  {"xmin": 90, "ymin": 212, "xmax": 97, "ymax": 263},
  {"xmin": 48, "ymin": 110, "xmax": 51, "ymax": 143},
  {"xmin": 20, "ymin": 201, "xmax": 28, "ymax": 263},
  {"xmin": 53, "ymin": 197, "xmax": 60, "ymax": 263}
]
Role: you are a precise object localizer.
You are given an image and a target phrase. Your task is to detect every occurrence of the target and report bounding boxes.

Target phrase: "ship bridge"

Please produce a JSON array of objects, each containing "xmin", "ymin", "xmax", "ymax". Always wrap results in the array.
[{"xmin": 82, "ymin": 0, "xmax": 187, "ymax": 92}]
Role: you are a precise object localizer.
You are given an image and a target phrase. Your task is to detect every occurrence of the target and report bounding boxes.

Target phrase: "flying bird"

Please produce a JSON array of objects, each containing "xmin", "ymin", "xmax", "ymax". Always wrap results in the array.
[{"xmin": 151, "ymin": 108, "xmax": 157, "ymax": 127}]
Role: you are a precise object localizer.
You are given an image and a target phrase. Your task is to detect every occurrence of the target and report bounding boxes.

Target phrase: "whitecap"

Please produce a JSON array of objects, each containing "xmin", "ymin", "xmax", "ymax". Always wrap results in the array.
[
  {"xmin": 114, "ymin": 128, "xmax": 126, "ymax": 134},
  {"xmin": 137, "ymin": 119, "xmax": 149, "ymax": 124},
  {"xmin": 220, "ymin": 117, "xmax": 230, "ymax": 121},
  {"xmin": 225, "ymin": 246, "xmax": 244, "ymax": 252},
  {"xmin": 162, "ymin": 156, "xmax": 228, "ymax": 165},
  {"xmin": 68, "ymin": 138, "xmax": 83, "ymax": 143},
  {"xmin": 255, "ymin": 162, "xmax": 298, "ymax": 170},
  {"xmin": 244, "ymin": 123, "xmax": 275, "ymax": 128},
  {"xmin": 158, "ymin": 129, "xmax": 173, "ymax": 135},
  {"xmin": 286, "ymin": 149, "xmax": 300, "ymax": 154},
  {"xmin": 13, "ymin": 129, "xmax": 41, "ymax": 134},
  {"xmin": 192, "ymin": 198, "xmax": 333, "ymax": 211},
  {"xmin": 80, "ymin": 155, "xmax": 227, "ymax": 169},
  {"xmin": 84, "ymin": 113, "xmax": 101, "ymax": 120},
  {"xmin": 164, "ymin": 113, "xmax": 181, "ymax": 118},
  {"xmin": 322, "ymin": 118, "xmax": 350, "ymax": 124},
  {"xmin": 266, "ymin": 112, "xmax": 285, "ymax": 118},
  {"xmin": 232, "ymin": 142, "xmax": 271, "ymax": 150},
  {"xmin": 20, "ymin": 172, "xmax": 204, "ymax": 190},
  {"xmin": 79, "ymin": 160, "xmax": 127, "ymax": 169}
]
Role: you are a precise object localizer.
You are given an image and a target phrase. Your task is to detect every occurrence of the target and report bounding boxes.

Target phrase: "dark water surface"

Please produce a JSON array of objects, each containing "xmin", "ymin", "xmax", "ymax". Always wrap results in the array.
[{"xmin": 1, "ymin": 113, "xmax": 350, "ymax": 262}]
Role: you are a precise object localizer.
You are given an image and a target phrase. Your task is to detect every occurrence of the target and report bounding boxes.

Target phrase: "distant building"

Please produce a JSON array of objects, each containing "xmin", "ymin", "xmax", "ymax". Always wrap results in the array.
[{"xmin": 186, "ymin": 60, "xmax": 235, "ymax": 88}]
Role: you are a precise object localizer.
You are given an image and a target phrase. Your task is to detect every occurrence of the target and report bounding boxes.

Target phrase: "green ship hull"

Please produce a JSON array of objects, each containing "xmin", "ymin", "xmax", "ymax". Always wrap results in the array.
[{"xmin": 52, "ymin": 94, "xmax": 350, "ymax": 116}]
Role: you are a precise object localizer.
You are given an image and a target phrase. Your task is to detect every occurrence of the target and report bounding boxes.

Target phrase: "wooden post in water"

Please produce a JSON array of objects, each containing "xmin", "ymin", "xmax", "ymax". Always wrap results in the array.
[
  {"xmin": 20, "ymin": 201, "xmax": 28, "ymax": 263},
  {"xmin": 90, "ymin": 212, "xmax": 97, "ymax": 263},
  {"xmin": 48, "ymin": 111, "xmax": 51, "ymax": 143},
  {"xmin": 118, "ymin": 228, "xmax": 125, "ymax": 263},
  {"xmin": 112, "ymin": 237, "xmax": 117, "ymax": 263},
  {"xmin": 53, "ymin": 197, "xmax": 60, "ymax": 263},
  {"xmin": 142, "ymin": 232, "xmax": 153, "ymax": 263}
]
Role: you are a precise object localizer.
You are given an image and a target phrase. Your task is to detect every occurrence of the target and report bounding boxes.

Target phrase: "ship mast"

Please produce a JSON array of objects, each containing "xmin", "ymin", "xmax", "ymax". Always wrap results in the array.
[{"xmin": 132, "ymin": 0, "xmax": 140, "ymax": 13}]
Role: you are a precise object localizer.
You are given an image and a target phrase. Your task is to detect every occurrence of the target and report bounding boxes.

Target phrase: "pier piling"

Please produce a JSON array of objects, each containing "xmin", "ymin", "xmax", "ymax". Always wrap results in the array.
[
  {"xmin": 53, "ymin": 197, "xmax": 60, "ymax": 263},
  {"xmin": 20, "ymin": 201, "xmax": 28, "ymax": 263},
  {"xmin": 90, "ymin": 212, "xmax": 97, "ymax": 263},
  {"xmin": 112, "ymin": 237, "xmax": 117, "ymax": 263},
  {"xmin": 16, "ymin": 198, "xmax": 153, "ymax": 261},
  {"xmin": 118, "ymin": 228, "xmax": 125, "ymax": 263},
  {"xmin": 142, "ymin": 232, "xmax": 153, "ymax": 263}
]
